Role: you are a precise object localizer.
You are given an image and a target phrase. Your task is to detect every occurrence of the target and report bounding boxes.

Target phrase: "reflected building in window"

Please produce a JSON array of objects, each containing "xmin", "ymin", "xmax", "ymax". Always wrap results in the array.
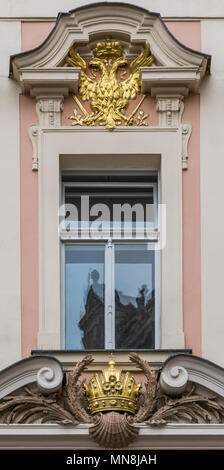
[
  {"xmin": 79, "ymin": 270, "xmax": 155, "ymax": 350},
  {"xmin": 78, "ymin": 270, "xmax": 105, "ymax": 349}
]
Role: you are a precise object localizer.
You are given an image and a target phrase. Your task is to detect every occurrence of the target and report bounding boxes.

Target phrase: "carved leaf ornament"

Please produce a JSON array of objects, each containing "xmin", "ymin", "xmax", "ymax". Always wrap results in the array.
[
  {"xmin": 66, "ymin": 38, "xmax": 154, "ymax": 130},
  {"xmin": 0, "ymin": 353, "xmax": 224, "ymax": 448}
]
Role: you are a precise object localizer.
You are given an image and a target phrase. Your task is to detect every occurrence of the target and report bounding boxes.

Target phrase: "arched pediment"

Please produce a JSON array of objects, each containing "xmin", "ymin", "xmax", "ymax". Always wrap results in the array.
[{"xmin": 10, "ymin": 2, "xmax": 210, "ymax": 95}]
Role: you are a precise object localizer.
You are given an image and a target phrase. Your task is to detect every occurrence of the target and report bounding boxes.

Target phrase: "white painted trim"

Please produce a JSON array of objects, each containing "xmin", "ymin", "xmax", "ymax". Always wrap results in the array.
[
  {"xmin": 60, "ymin": 230, "xmax": 160, "ymax": 242},
  {"xmin": 141, "ymin": 68, "xmax": 204, "ymax": 93},
  {"xmin": 0, "ymin": 423, "xmax": 224, "ymax": 449},
  {"xmin": 31, "ymin": 350, "xmax": 191, "ymax": 371},
  {"xmin": 105, "ymin": 239, "xmax": 115, "ymax": 349},
  {"xmin": 154, "ymin": 249, "xmax": 160, "ymax": 349},
  {"xmin": 18, "ymin": 68, "xmax": 79, "ymax": 95},
  {"xmin": 60, "ymin": 243, "xmax": 66, "ymax": 350}
]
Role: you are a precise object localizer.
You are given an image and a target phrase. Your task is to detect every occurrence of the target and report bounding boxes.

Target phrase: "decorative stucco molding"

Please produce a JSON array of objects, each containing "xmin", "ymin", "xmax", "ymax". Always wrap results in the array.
[
  {"xmin": 1, "ymin": 353, "xmax": 224, "ymax": 449},
  {"xmin": 0, "ymin": 356, "xmax": 63, "ymax": 399},
  {"xmin": 10, "ymin": 4, "xmax": 210, "ymax": 75},
  {"xmin": 14, "ymin": 69, "xmax": 79, "ymax": 96},
  {"xmin": 28, "ymin": 124, "xmax": 39, "ymax": 170},
  {"xmin": 10, "ymin": 3, "xmax": 210, "ymax": 106},
  {"xmin": 156, "ymin": 95, "xmax": 184, "ymax": 127},
  {"xmin": 160, "ymin": 354, "xmax": 224, "ymax": 400},
  {"xmin": 181, "ymin": 123, "xmax": 192, "ymax": 170},
  {"xmin": 151, "ymin": 86, "xmax": 187, "ymax": 127},
  {"xmin": 140, "ymin": 67, "xmax": 205, "ymax": 94},
  {"xmin": 0, "ymin": 423, "xmax": 224, "ymax": 450},
  {"xmin": 35, "ymin": 95, "xmax": 64, "ymax": 128}
]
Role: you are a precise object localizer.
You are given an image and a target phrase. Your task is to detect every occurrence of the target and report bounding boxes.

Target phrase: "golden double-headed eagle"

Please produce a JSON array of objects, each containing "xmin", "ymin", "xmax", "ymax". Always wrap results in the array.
[{"xmin": 66, "ymin": 38, "xmax": 154, "ymax": 129}]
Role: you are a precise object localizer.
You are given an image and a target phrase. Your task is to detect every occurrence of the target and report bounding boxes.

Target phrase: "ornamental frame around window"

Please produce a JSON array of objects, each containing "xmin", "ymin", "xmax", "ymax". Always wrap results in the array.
[
  {"xmin": 37, "ymin": 127, "xmax": 184, "ymax": 352},
  {"xmin": 59, "ymin": 170, "xmax": 160, "ymax": 350}
]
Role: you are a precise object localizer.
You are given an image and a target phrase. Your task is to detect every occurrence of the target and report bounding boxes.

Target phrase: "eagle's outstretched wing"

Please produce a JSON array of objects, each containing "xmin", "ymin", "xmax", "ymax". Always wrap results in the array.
[
  {"xmin": 65, "ymin": 47, "xmax": 96, "ymax": 101},
  {"xmin": 121, "ymin": 45, "xmax": 154, "ymax": 100}
]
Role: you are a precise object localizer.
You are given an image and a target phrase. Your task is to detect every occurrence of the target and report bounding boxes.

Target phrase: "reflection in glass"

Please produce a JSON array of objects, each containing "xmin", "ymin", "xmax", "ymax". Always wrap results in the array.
[
  {"xmin": 65, "ymin": 245, "xmax": 105, "ymax": 349},
  {"xmin": 64, "ymin": 187, "xmax": 155, "ymax": 234},
  {"xmin": 115, "ymin": 245, "xmax": 155, "ymax": 349}
]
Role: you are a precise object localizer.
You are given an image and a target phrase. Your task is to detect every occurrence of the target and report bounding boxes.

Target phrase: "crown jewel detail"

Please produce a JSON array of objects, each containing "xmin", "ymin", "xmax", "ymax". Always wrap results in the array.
[
  {"xmin": 83, "ymin": 354, "xmax": 141, "ymax": 415},
  {"xmin": 93, "ymin": 37, "xmax": 123, "ymax": 59}
]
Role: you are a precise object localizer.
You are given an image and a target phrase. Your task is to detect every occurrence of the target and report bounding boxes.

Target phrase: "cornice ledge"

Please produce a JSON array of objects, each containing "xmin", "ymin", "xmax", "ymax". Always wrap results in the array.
[
  {"xmin": 0, "ymin": 355, "xmax": 64, "ymax": 399},
  {"xmin": 41, "ymin": 125, "xmax": 179, "ymax": 134},
  {"xmin": 17, "ymin": 68, "xmax": 80, "ymax": 95},
  {"xmin": 141, "ymin": 66, "xmax": 204, "ymax": 94},
  {"xmin": 0, "ymin": 423, "xmax": 224, "ymax": 449},
  {"xmin": 31, "ymin": 349, "xmax": 192, "ymax": 371},
  {"xmin": 160, "ymin": 353, "xmax": 224, "ymax": 398}
]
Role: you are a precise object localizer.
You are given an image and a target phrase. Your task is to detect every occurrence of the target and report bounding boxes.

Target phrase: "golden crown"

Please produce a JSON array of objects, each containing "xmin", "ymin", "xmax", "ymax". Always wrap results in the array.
[
  {"xmin": 83, "ymin": 354, "xmax": 141, "ymax": 415},
  {"xmin": 93, "ymin": 37, "xmax": 123, "ymax": 59}
]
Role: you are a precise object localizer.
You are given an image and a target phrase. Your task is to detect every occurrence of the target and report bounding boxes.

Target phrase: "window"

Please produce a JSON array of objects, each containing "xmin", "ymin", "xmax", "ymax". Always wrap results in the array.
[{"xmin": 60, "ymin": 171, "xmax": 160, "ymax": 350}]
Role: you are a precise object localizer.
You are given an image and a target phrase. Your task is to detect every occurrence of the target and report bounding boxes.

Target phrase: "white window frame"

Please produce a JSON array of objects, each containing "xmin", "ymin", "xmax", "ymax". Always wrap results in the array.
[
  {"xmin": 60, "ymin": 171, "xmax": 160, "ymax": 350},
  {"xmin": 37, "ymin": 127, "xmax": 184, "ymax": 352}
]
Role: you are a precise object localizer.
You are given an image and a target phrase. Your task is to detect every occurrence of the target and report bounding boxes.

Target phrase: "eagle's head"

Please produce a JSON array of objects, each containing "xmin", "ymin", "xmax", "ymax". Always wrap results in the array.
[
  {"xmin": 110, "ymin": 57, "xmax": 128, "ymax": 75},
  {"xmin": 89, "ymin": 57, "xmax": 107, "ymax": 75}
]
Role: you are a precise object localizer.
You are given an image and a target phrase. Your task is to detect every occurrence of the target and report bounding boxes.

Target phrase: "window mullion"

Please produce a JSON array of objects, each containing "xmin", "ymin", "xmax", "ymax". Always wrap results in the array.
[{"xmin": 105, "ymin": 239, "xmax": 115, "ymax": 349}]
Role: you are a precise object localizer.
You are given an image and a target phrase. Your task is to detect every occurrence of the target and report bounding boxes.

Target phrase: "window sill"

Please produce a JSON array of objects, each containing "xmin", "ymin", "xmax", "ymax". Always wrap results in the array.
[{"xmin": 31, "ymin": 349, "xmax": 192, "ymax": 371}]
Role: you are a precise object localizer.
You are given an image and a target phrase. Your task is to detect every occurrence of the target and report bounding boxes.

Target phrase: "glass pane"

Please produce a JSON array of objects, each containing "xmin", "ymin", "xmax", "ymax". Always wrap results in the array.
[
  {"xmin": 64, "ymin": 186, "xmax": 155, "ymax": 235},
  {"xmin": 115, "ymin": 245, "xmax": 155, "ymax": 349},
  {"xmin": 65, "ymin": 245, "xmax": 105, "ymax": 349}
]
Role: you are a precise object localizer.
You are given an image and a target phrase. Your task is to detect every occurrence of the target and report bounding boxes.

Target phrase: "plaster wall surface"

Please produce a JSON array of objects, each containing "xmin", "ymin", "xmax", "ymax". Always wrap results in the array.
[
  {"xmin": 1, "ymin": 0, "xmax": 224, "ymax": 19},
  {"xmin": 201, "ymin": 20, "xmax": 224, "ymax": 365},
  {"xmin": 0, "ymin": 22, "xmax": 21, "ymax": 368}
]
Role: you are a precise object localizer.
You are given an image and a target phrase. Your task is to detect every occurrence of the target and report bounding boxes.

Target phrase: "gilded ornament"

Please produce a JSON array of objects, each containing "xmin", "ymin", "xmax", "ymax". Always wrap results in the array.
[
  {"xmin": 83, "ymin": 354, "xmax": 141, "ymax": 415},
  {"xmin": 135, "ymin": 109, "xmax": 149, "ymax": 126},
  {"xmin": 66, "ymin": 38, "xmax": 154, "ymax": 130},
  {"xmin": 68, "ymin": 108, "xmax": 85, "ymax": 126},
  {"xmin": 93, "ymin": 37, "xmax": 123, "ymax": 60}
]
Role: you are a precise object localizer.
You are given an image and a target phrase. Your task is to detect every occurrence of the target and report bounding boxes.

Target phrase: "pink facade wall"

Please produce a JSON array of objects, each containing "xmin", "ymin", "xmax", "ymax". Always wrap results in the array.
[
  {"xmin": 20, "ymin": 23, "xmax": 55, "ymax": 357},
  {"xmin": 20, "ymin": 21, "xmax": 202, "ymax": 356},
  {"xmin": 20, "ymin": 95, "xmax": 39, "ymax": 357},
  {"xmin": 166, "ymin": 22, "xmax": 202, "ymax": 355},
  {"xmin": 182, "ymin": 94, "xmax": 201, "ymax": 355}
]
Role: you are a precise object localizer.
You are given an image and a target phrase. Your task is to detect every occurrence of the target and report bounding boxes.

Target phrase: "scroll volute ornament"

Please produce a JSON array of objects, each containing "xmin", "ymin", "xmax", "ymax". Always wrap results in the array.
[{"xmin": 65, "ymin": 38, "xmax": 154, "ymax": 129}]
